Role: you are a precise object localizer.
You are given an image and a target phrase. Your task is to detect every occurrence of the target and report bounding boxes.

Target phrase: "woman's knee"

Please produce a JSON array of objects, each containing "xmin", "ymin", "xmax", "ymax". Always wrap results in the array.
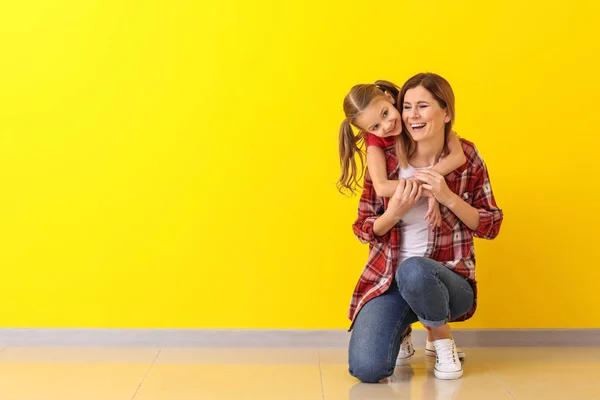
[
  {"xmin": 348, "ymin": 355, "xmax": 394, "ymax": 383},
  {"xmin": 396, "ymin": 256, "xmax": 435, "ymax": 286}
]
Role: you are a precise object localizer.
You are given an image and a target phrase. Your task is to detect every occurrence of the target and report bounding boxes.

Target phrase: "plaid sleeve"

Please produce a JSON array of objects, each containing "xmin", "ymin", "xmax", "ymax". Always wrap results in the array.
[
  {"xmin": 471, "ymin": 160, "xmax": 503, "ymax": 239},
  {"xmin": 352, "ymin": 169, "xmax": 391, "ymax": 244}
]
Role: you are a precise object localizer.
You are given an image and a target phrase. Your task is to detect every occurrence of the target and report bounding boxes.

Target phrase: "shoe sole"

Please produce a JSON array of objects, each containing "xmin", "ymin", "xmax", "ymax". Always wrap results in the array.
[
  {"xmin": 434, "ymin": 367, "xmax": 463, "ymax": 380},
  {"xmin": 426, "ymin": 349, "xmax": 465, "ymax": 359}
]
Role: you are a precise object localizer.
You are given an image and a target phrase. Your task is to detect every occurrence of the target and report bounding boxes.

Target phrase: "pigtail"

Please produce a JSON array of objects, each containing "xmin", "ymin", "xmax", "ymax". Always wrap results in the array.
[{"xmin": 337, "ymin": 119, "xmax": 365, "ymax": 194}]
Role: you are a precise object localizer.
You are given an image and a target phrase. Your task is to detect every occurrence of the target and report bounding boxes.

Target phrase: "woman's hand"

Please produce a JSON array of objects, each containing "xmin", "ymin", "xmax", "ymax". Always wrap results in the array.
[
  {"xmin": 387, "ymin": 178, "xmax": 423, "ymax": 220},
  {"xmin": 414, "ymin": 170, "xmax": 457, "ymax": 207}
]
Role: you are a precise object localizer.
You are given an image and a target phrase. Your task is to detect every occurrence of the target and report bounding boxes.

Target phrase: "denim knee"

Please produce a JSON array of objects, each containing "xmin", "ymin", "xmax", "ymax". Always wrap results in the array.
[
  {"xmin": 396, "ymin": 256, "xmax": 434, "ymax": 289},
  {"xmin": 349, "ymin": 356, "xmax": 394, "ymax": 383}
]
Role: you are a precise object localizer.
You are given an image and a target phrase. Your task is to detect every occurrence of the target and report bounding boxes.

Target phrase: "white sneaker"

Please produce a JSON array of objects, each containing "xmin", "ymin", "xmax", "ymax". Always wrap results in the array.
[
  {"xmin": 426, "ymin": 338, "xmax": 465, "ymax": 359},
  {"xmin": 433, "ymin": 338, "xmax": 463, "ymax": 380},
  {"xmin": 396, "ymin": 332, "xmax": 415, "ymax": 365}
]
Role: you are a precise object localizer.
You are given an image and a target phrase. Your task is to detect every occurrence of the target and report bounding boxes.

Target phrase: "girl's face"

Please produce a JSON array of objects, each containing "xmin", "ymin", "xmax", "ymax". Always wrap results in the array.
[
  {"xmin": 402, "ymin": 85, "xmax": 450, "ymax": 143},
  {"xmin": 354, "ymin": 92, "xmax": 402, "ymax": 138}
]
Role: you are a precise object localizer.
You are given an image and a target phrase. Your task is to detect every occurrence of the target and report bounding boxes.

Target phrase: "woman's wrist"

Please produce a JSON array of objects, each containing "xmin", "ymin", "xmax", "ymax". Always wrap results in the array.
[
  {"xmin": 444, "ymin": 193, "xmax": 480, "ymax": 230},
  {"xmin": 374, "ymin": 209, "xmax": 402, "ymax": 236},
  {"xmin": 443, "ymin": 193, "xmax": 460, "ymax": 209}
]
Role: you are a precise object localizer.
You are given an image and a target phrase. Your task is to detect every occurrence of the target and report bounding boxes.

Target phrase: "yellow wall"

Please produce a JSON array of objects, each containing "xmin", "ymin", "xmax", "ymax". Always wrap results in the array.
[{"xmin": 1, "ymin": 0, "xmax": 598, "ymax": 329}]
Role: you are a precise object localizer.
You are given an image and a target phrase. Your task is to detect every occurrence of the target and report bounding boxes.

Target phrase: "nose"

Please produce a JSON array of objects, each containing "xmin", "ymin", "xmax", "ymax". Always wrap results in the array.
[
  {"xmin": 408, "ymin": 107, "xmax": 420, "ymax": 119},
  {"xmin": 386, "ymin": 119, "xmax": 394, "ymax": 132}
]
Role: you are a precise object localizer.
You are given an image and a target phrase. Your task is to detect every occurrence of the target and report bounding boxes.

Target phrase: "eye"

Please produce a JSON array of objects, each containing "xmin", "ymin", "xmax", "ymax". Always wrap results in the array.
[
  {"xmin": 372, "ymin": 125, "xmax": 379, "ymax": 131},
  {"xmin": 419, "ymin": 105, "xmax": 429, "ymax": 109},
  {"xmin": 403, "ymin": 105, "xmax": 411, "ymax": 110},
  {"xmin": 383, "ymin": 110, "xmax": 388, "ymax": 117}
]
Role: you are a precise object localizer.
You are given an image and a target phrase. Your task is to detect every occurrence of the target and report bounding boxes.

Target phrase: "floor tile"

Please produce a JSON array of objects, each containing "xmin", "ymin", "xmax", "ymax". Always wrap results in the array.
[
  {"xmin": 0, "ymin": 363, "xmax": 149, "ymax": 400},
  {"xmin": 318, "ymin": 348, "xmax": 347, "ymax": 365},
  {"xmin": 491, "ymin": 363, "xmax": 600, "ymax": 400},
  {"xmin": 135, "ymin": 364, "xmax": 323, "ymax": 400},
  {"xmin": 464, "ymin": 347, "xmax": 600, "ymax": 367},
  {"xmin": 0, "ymin": 347, "xmax": 159, "ymax": 364},
  {"xmin": 155, "ymin": 347, "xmax": 319, "ymax": 365}
]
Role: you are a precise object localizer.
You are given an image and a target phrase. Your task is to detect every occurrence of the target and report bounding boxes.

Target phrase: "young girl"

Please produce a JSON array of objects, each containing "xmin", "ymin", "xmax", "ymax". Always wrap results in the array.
[{"xmin": 338, "ymin": 80, "xmax": 466, "ymax": 227}]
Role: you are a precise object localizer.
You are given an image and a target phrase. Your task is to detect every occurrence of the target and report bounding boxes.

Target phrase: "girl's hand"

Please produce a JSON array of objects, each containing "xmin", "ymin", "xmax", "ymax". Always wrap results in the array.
[{"xmin": 426, "ymin": 196, "xmax": 442, "ymax": 228}]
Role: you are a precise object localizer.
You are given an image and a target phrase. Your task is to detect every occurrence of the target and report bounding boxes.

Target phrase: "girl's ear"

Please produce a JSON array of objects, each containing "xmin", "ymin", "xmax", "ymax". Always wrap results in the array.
[{"xmin": 384, "ymin": 91, "xmax": 395, "ymax": 105}]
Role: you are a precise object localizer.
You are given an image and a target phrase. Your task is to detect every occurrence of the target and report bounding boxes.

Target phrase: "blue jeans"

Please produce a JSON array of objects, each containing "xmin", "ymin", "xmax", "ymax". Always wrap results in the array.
[{"xmin": 348, "ymin": 256, "xmax": 474, "ymax": 383}]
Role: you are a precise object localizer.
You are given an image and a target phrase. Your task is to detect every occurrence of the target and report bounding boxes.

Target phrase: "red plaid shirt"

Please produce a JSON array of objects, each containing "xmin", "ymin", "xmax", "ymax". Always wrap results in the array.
[{"xmin": 349, "ymin": 139, "xmax": 503, "ymax": 325}]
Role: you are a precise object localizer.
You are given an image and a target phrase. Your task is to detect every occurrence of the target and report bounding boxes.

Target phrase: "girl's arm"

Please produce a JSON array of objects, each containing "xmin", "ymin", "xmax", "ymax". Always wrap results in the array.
[
  {"xmin": 366, "ymin": 146, "xmax": 398, "ymax": 198},
  {"xmin": 367, "ymin": 145, "xmax": 434, "ymax": 199},
  {"xmin": 430, "ymin": 131, "xmax": 466, "ymax": 175}
]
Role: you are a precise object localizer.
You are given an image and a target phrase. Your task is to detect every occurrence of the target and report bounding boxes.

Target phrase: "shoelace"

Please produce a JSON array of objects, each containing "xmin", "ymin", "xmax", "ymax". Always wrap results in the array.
[{"xmin": 435, "ymin": 342, "xmax": 456, "ymax": 365}]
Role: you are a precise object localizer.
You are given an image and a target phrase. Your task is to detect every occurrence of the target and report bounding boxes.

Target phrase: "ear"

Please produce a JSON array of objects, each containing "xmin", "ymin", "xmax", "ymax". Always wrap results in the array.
[
  {"xmin": 443, "ymin": 112, "xmax": 451, "ymax": 124},
  {"xmin": 384, "ymin": 91, "xmax": 395, "ymax": 105}
]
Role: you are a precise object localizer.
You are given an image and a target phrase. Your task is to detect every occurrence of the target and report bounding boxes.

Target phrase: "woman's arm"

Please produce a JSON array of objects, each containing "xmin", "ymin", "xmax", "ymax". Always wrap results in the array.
[
  {"xmin": 414, "ymin": 163, "xmax": 503, "ymax": 238},
  {"xmin": 353, "ymin": 174, "xmax": 422, "ymax": 243},
  {"xmin": 444, "ymin": 194, "xmax": 480, "ymax": 231},
  {"xmin": 414, "ymin": 169, "xmax": 480, "ymax": 230},
  {"xmin": 352, "ymin": 170, "xmax": 391, "ymax": 244},
  {"xmin": 465, "ymin": 163, "xmax": 503, "ymax": 239}
]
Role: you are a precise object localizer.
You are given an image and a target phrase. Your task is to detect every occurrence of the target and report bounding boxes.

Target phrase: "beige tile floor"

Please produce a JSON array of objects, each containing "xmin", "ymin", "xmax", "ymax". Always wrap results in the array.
[{"xmin": 0, "ymin": 346, "xmax": 598, "ymax": 399}]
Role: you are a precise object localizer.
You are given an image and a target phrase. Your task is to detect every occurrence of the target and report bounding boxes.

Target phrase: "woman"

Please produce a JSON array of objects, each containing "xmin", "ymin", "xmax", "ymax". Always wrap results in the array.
[{"xmin": 348, "ymin": 73, "xmax": 503, "ymax": 382}]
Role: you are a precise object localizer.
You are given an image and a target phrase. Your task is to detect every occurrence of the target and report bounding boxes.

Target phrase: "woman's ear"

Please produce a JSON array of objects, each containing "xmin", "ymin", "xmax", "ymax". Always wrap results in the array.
[
  {"xmin": 384, "ymin": 91, "xmax": 395, "ymax": 105},
  {"xmin": 444, "ymin": 112, "xmax": 451, "ymax": 123}
]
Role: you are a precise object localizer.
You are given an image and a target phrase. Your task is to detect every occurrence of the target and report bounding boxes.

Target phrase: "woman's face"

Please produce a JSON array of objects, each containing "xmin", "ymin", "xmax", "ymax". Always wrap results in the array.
[
  {"xmin": 402, "ymin": 85, "xmax": 450, "ymax": 143},
  {"xmin": 354, "ymin": 93, "xmax": 402, "ymax": 138}
]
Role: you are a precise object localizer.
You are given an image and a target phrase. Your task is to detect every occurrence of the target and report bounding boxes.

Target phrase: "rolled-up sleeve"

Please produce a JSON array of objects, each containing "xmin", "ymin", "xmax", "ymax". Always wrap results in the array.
[
  {"xmin": 471, "ymin": 162, "xmax": 503, "ymax": 239},
  {"xmin": 351, "ymin": 171, "xmax": 391, "ymax": 244}
]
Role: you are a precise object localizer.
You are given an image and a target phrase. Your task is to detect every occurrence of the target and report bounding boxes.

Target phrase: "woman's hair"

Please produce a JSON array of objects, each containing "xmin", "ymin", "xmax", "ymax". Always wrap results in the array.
[
  {"xmin": 397, "ymin": 73, "xmax": 455, "ymax": 169},
  {"xmin": 338, "ymin": 80, "xmax": 400, "ymax": 194}
]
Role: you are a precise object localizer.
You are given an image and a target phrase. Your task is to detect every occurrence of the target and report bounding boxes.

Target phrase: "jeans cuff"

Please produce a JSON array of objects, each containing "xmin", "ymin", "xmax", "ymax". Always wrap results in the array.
[{"xmin": 418, "ymin": 317, "xmax": 447, "ymax": 329}]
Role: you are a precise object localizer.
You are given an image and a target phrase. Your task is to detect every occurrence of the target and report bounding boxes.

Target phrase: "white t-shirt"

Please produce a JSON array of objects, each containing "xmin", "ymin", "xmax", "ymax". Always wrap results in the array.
[{"xmin": 398, "ymin": 164, "xmax": 432, "ymax": 265}]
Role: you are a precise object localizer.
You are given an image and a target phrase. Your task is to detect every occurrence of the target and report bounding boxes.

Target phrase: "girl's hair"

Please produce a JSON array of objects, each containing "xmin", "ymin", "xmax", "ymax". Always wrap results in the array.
[
  {"xmin": 396, "ymin": 73, "xmax": 456, "ymax": 168},
  {"xmin": 338, "ymin": 80, "xmax": 400, "ymax": 194}
]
